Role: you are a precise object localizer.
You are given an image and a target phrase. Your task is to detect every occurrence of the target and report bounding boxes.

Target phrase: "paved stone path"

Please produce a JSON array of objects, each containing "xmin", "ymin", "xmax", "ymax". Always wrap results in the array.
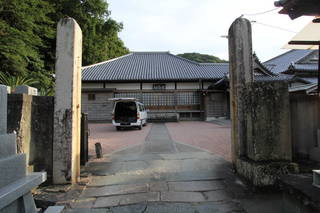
[{"xmin": 65, "ymin": 123, "xmax": 247, "ymax": 212}]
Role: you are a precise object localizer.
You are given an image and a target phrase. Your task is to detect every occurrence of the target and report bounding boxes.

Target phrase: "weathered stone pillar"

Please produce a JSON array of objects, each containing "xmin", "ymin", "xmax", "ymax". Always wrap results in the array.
[
  {"xmin": 228, "ymin": 18, "xmax": 293, "ymax": 186},
  {"xmin": 228, "ymin": 18, "xmax": 253, "ymax": 164},
  {"xmin": 53, "ymin": 18, "xmax": 82, "ymax": 184}
]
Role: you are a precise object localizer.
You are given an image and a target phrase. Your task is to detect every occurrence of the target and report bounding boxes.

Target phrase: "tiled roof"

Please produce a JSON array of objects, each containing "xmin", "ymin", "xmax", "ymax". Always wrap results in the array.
[
  {"xmin": 263, "ymin": 50, "xmax": 316, "ymax": 74},
  {"xmin": 255, "ymin": 74, "xmax": 294, "ymax": 82},
  {"xmin": 82, "ymin": 51, "xmax": 308, "ymax": 83},
  {"xmin": 300, "ymin": 77, "xmax": 318, "ymax": 84},
  {"xmin": 290, "ymin": 63, "xmax": 318, "ymax": 71},
  {"xmin": 82, "ymin": 52, "xmax": 228, "ymax": 81}
]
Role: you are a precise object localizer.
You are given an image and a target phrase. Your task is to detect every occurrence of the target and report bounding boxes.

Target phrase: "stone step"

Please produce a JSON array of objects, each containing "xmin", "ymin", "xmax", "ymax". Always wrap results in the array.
[
  {"xmin": 0, "ymin": 172, "xmax": 46, "ymax": 210},
  {"xmin": 0, "ymin": 134, "xmax": 17, "ymax": 158},
  {"xmin": 0, "ymin": 154, "xmax": 26, "ymax": 188}
]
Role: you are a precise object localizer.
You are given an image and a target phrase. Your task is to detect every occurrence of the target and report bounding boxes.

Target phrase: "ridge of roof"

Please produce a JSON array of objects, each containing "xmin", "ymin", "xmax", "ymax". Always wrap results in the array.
[
  {"xmin": 82, "ymin": 53, "xmax": 133, "ymax": 69},
  {"xmin": 296, "ymin": 50, "xmax": 318, "ymax": 64},
  {"xmin": 199, "ymin": 63, "xmax": 229, "ymax": 66},
  {"xmin": 169, "ymin": 53, "xmax": 203, "ymax": 65},
  {"xmin": 253, "ymin": 54, "xmax": 275, "ymax": 76},
  {"xmin": 131, "ymin": 51, "xmax": 170, "ymax": 54},
  {"xmin": 264, "ymin": 50, "xmax": 295, "ymax": 64}
]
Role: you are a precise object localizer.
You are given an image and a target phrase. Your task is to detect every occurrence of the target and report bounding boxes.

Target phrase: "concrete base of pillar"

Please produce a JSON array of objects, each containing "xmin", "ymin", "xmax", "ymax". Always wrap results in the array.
[{"xmin": 235, "ymin": 158, "xmax": 298, "ymax": 187}]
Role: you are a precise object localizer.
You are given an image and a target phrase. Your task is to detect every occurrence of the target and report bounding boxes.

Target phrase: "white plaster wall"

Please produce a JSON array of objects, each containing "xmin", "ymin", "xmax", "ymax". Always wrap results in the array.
[
  {"xmin": 82, "ymin": 83, "xmax": 104, "ymax": 88},
  {"xmin": 104, "ymin": 83, "xmax": 140, "ymax": 90},
  {"xmin": 177, "ymin": 82, "xmax": 200, "ymax": 90},
  {"xmin": 290, "ymin": 82, "xmax": 308, "ymax": 88},
  {"xmin": 142, "ymin": 83, "xmax": 175, "ymax": 90},
  {"xmin": 203, "ymin": 82, "xmax": 212, "ymax": 89}
]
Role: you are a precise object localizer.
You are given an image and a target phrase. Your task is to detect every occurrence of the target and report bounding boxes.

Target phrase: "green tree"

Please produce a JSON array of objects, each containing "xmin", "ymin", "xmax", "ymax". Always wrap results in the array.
[
  {"xmin": 0, "ymin": 0, "xmax": 55, "ymax": 93},
  {"xmin": 0, "ymin": 0, "xmax": 55, "ymax": 76},
  {"xmin": 48, "ymin": 0, "xmax": 128, "ymax": 66},
  {"xmin": 177, "ymin": 53, "xmax": 228, "ymax": 63},
  {"xmin": 0, "ymin": 0, "xmax": 128, "ymax": 94}
]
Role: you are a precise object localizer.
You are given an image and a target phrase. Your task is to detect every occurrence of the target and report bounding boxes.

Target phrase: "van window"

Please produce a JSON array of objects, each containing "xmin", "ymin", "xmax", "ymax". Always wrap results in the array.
[
  {"xmin": 138, "ymin": 104, "xmax": 143, "ymax": 111},
  {"xmin": 114, "ymin": 101, "xmax": 137, "ymax": 123}
]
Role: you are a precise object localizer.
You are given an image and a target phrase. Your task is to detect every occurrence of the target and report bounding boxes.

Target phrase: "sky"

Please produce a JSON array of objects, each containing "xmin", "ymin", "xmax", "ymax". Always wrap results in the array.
[{"xmin": 107, "ymin": 0, "xmax": 313, "ymax": 62}]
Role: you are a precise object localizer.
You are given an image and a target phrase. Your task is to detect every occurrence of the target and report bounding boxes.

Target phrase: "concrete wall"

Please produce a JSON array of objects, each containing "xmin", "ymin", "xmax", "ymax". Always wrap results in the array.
[
  {"xmin": 176, "ymin": 82, "xmax": 200, "ymax": 90},
  {"xmin": 290, "ymin": 94, "xmax": 320, "ymax": 161},
  {"xmin": 81, "ymin": 92, "xmax": 114, "ymax": 121},
  {"xmin": 82, "ymin": 83, "xmax": 104, "ymax": 88},
  {"xmin": 203, "ymin": 82, "xmax": 212, "ymax": 89},
  {"xmin": 7, "ymin": 94, "xmax": 54, "ymax": 180}
]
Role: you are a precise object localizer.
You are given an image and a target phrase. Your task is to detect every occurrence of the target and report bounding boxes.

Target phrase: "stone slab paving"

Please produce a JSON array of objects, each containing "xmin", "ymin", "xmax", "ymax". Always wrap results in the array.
[
  {"xmin": 65, "ymin": 123, "xmax": 246, "ymax": 212},
  {"xmin": 168, "ymin": 180, "xmax": 225, "ymax": 192}
]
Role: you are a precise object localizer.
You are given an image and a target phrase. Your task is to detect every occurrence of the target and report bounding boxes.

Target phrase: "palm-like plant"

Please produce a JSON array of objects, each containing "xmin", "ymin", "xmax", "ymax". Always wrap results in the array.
[{"xmin": 0, "ymin": 72, "xmax": 38, "ymax": 92}]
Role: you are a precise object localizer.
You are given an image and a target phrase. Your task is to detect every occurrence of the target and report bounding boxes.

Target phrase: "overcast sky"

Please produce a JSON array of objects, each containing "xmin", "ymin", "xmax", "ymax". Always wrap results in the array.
[{"xmin": 107, "ymin": 0, "xmax": 313, "ymax": 62}]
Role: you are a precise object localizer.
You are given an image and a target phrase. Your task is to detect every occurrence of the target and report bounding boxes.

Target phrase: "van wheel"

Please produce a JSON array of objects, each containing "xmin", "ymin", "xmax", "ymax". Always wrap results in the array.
[
  {"xmin": 116, "ymin": 126, "xmax": 121, "ymax": 131},
  {"xmin": 143, "ymin": 120, "xmax": 147, "ymax": 126},
  {"xmin": 138, "ymin": 124, "xmax": 142, "ymax": 130}
]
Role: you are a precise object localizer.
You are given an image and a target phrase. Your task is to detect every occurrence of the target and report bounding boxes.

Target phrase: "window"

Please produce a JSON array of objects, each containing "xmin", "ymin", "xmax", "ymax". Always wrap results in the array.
[
  {"xmin": 88, "ymin": 94, "xmax": 96, "ymax": 101},
  {"xmin": 153, "ymin": 84, "xmax": 166, "ymax": 90}
]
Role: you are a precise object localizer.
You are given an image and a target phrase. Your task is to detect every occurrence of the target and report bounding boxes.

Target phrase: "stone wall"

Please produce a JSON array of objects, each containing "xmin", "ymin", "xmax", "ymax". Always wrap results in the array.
[
  {"xmin": 81, "ymin": 91, "xmax": 114, "ymax": 121},
  {"xmin": 243, "ymin": 81, "xmax": 292, "ymax": 161},
  {"xmin": 7, "ymin": 94, "xmax": 54, "ymax": 180}
]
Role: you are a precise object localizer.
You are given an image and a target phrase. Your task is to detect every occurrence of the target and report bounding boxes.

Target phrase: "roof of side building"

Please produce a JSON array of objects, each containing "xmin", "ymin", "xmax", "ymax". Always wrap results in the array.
[{"xmin": 263, "ymin": 49, "xmax": 316, "ymax": 74}]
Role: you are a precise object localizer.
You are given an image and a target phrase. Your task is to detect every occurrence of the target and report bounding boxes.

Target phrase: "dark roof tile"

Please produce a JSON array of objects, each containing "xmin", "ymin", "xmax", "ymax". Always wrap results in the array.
[
  {"xmin": 263, "ymin": 49, "xmax": 316, "ymax": 74},
  {"xmin": 82, "ymin": 52, "xmax": 228, "ymax": 81}
]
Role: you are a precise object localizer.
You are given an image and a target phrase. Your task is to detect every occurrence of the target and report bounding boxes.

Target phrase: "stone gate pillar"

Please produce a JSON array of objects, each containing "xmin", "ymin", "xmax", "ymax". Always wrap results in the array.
[
  {"xmin": 228, "ymin": 18, "xmax": 293, "ymax": 186},
  {"xmin": 53, "ymin": 18, "xmax": 82, "ymax": 184},
  {"xmin": 228, "ymin": 18, "xmax": 253, "ymax": 164}
]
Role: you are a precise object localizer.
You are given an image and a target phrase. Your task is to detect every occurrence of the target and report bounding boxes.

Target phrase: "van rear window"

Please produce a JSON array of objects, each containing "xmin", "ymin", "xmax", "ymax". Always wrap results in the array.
[{"xmin": 114, "ymin": 102, "xmax": 137, "ymax": 122}]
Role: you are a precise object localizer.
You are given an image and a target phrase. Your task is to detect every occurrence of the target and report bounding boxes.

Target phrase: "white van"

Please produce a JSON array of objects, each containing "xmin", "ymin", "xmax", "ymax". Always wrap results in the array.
[{"xmin": 110, "ymin": 98, "xmax": 148, "ymax": 130}]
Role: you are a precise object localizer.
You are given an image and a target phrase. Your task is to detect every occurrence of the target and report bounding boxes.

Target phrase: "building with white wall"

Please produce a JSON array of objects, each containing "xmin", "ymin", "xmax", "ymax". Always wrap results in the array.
[{"xmin": 81, "ymin": 51, "xmax": 313, "ymax": 121}]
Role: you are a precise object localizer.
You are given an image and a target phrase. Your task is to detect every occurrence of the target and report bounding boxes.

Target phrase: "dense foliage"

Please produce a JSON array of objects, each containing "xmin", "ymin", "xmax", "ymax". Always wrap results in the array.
[
  {"xmin": 178, "ymin": 53, "xmax": 228, "ymax": 63},
  {"xmin": 0, "ymin": 0, "xmax": 128, "ymax": 95}
]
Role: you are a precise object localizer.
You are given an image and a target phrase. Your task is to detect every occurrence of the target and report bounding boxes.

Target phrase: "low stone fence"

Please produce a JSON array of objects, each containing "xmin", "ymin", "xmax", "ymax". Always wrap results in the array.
[{"xmin": 7, "ymin": 87, "xmax": 54, "ymax": 182}]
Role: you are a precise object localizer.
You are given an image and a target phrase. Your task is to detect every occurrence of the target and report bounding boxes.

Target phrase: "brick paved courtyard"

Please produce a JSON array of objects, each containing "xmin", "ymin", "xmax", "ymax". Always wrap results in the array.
[
  {"xmin": 88, "ymin": 121, "xmax": 231, "ymax": 161},
  {"xmin": 88, "ymin": 123, "xmax": 151, "ymax": 158}
]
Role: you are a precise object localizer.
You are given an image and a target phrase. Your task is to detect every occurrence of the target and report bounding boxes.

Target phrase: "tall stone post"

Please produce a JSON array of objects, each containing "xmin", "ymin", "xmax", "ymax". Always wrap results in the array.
[
  {"xmin": 53, "ymin": 18, "xmax": 82, "ymax": 184},
  {"xmin": 228, "ymin": 18, "xmax": 293, "ymax": 186},
  {"xmin": 228, "ymin": 18, "xmax": 253, "ymax": 164}
]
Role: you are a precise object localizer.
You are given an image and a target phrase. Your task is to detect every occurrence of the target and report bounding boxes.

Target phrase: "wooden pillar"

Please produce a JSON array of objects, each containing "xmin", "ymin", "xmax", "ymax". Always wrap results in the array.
[
  {"xmin": 228, "ymin": 18, "xmax": 253, "ymax": 164},
  {"xmin": 53, "ymin": 18, "xmax": 82, "ymax": 184}
]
